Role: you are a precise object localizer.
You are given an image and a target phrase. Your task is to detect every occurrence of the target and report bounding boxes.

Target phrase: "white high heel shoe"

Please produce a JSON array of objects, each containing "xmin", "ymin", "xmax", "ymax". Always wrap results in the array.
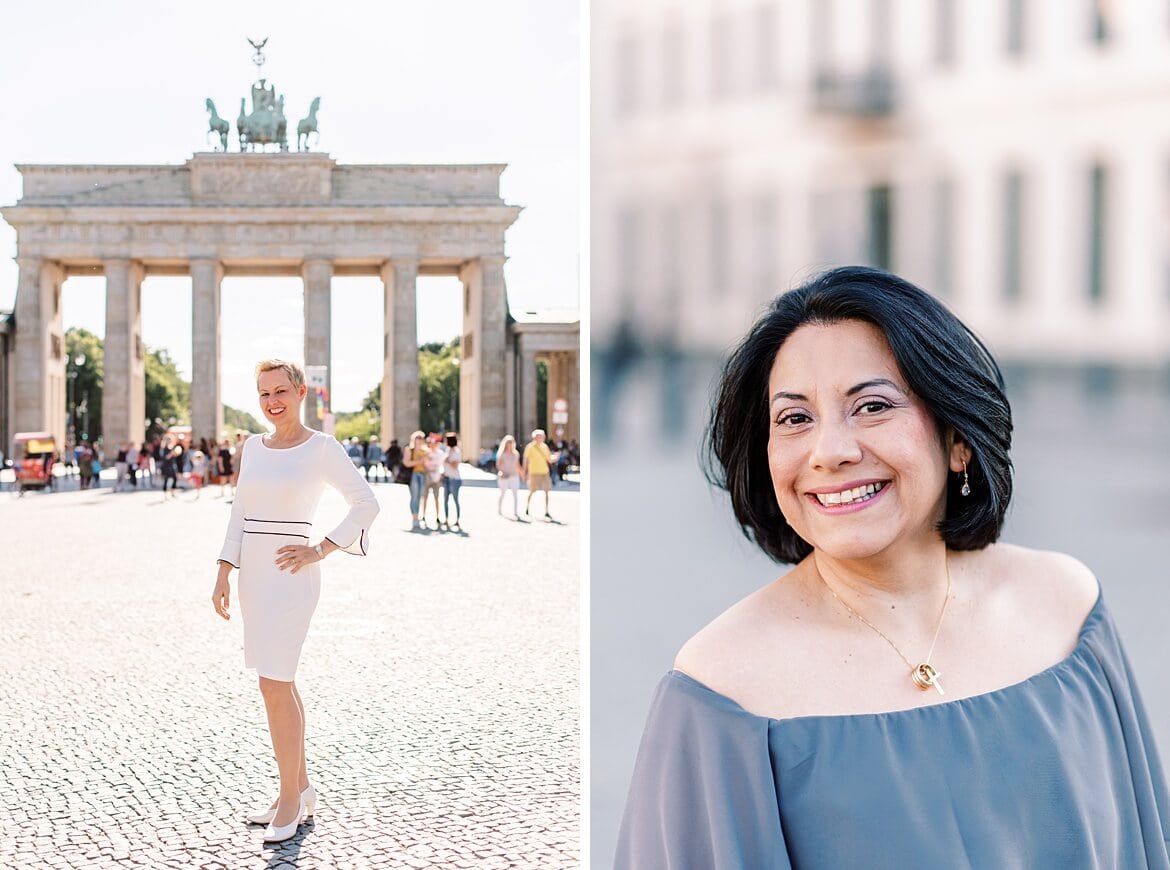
[
  {"xmin": 248, "ymin": 785, "xmax": 317, "ymax": 825},
  {"xmin": 263, "ymin": 797, "xmax": 306, "ymax": 844}
]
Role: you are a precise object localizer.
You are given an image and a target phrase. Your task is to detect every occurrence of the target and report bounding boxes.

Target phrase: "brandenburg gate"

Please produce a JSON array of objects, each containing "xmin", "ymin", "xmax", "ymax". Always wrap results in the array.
[{"xmin": 1, "ymin": 153, "xmax": 521, "ymax": 457}]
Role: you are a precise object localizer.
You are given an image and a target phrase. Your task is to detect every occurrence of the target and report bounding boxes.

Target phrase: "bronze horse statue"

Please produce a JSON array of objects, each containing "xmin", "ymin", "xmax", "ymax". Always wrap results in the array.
[
  {"xmin": 297, "ymin": 97, "xmax": 321, "ymax": 152},
  {"xmin": 205, "ymin": 98, "xmax": 230, "ymax": 151}
]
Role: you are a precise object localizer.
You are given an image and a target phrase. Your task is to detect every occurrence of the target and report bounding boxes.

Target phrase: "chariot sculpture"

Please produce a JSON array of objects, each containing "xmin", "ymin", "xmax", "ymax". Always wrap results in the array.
[
  {"xmin": 238, "ymin": 78, "xmax": 288, "ymax": 151},
  {"xmin": 203, "ymin": 38, "xmax": 322, "ymax": 153}
]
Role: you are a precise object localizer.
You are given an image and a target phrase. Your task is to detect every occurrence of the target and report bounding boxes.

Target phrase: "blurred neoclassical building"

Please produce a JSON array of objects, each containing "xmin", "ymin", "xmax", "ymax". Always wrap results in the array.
[{"xmin": 593, "ymin": 0, "xmax": 1170, "ymax": 365}]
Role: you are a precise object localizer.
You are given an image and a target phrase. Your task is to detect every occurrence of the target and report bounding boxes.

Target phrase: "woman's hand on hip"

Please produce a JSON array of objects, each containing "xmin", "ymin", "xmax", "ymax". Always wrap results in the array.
[
  {"xmin": 212, "ymin": 575, "xmax": 231, "ymax": 621},
  {"xmin": 275, "ymin": 544, "xmax": 320, "ymax": 574}
]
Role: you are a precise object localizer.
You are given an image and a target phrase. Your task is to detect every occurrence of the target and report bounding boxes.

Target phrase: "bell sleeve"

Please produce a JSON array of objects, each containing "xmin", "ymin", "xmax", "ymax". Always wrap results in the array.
[
  {"xmin": 319, "ymin": 434, "xmax": 380, "ymax": 555},
  {"xmin": 615, "ymin": 670, "xmax": 793, "ymax": 870},
  {"xmin": 1084, "ymin": 602, "xmax": 1170, "ymax": 857}
]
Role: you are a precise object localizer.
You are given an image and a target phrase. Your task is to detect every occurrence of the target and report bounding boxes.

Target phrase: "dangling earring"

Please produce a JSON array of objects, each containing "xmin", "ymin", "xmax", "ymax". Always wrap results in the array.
[{"xmin": 960, "ymin": 460, "xmax": 971, "ymax": 497}]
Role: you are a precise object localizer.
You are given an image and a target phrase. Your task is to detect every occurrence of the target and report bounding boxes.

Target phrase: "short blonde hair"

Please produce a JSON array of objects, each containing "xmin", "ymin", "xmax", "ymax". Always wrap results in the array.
[{"xmin": 254, "ymin": 359, "xmax": 306, "ymax": 390}]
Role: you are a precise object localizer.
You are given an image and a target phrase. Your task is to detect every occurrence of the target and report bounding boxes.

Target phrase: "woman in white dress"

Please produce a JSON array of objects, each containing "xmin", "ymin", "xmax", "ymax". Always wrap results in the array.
[{"xmin": 211, "ymin": 359, "xmax": 380, "ymax": 843}]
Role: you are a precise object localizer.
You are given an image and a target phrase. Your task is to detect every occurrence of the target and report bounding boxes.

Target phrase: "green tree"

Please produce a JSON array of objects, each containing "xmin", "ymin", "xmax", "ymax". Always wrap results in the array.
[
  {"xmin": 419, "ymin": 337, "xmax": 460, "ymax": 435},
  {"xmin": 224, "ymin": 405, "xmax": 263, "ymax": 435},
  {"xmin": 65, "ymin": 330, "xmax": 262, "ymax": 444},
  {"xmin": 360, "ymin": 382, "xmax": 381, "ymax": 415},
  {"xmin": 331, "ymin": 411, "xmax": 379, "ymax": 443},
  {"xmin": 144, "ymin": 347, "xmax": 190, "ymax": 439},
  {"xmin": 65, "ymin": 328, "xmax": 103, "ymax": 443}
]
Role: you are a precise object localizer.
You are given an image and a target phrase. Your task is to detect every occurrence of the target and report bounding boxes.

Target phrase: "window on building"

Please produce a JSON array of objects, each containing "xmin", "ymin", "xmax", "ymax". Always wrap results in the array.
[
  {"xmin": 752, "ymin": 194, "xmax": 780, "ymax": 298},
  {"xmin": 711, "ymin": 14, "xmax": 732, "ymax": 100},
  {"xmin": 663, "ymin": 20, "xmax": 684, "ymax": 107},
  {"xmin": 1090, "ymin": 0, "xmax": 1111, "ymax": 44},
  {"xmin": 868, "ymin": 184, "xmax": 893, "ymax": 271},
  {"xmin": 810, "ymin": 0, "xmax": 833, "ymax": 79},
  {"xmin": 1006, "ymin": 0, "xmax": 1027, "ymax": 57},
  {"xmin": 871, "ymin": 0, "xmax": 893, "ymax": 69},
  {"xmin": 934, "ymin": 177, "xmax": 953, "ymax": 297},
  {"xmin": 1088, "ymin": 164, "xmax": 1108, "ymax": 304},
  {"xmin": 615, "ymin": 33, "xmax": 640, "ymax": 117},
  {"xmin": 658, "ymin": 204, "xmax": 683, "ymax": 340},
  {"xmin": 753, "ymin": 4, "xmax": 780, "ymax": 90},
  {"xmin": 935, "ymin": 0, "xmax": 956, "ymax": 67},
  {"xmin": 709, "ymin": 198, "xmax": 730, "ymax": 296},
  {"xmin": 618, "ymin": 206, "xmax": 641, "ymax": 283},
  {"xmin": 1003, "ymin": 170, "xmax": 1025, "ymax": 303}
]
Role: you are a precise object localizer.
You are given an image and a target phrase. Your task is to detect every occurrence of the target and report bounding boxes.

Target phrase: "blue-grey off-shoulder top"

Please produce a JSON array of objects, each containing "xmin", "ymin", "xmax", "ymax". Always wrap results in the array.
[{"xmin": 616, "ymin": 593, "xmax": 1170, "ymax": 869}]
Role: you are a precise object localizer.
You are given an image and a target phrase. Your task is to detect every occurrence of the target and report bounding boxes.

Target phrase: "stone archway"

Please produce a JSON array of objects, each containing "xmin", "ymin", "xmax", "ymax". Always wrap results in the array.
[
  {"xmin": 508, "ymin": 318, "xmax": 580, "ymax": 447},
  {"xmin": 1, "ymin": 153, "xmax": 521, "ymax": 459}
]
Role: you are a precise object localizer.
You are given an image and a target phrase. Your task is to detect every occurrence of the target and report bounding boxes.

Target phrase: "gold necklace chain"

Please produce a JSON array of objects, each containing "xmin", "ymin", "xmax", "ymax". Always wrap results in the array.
[{"xmin": 821, "ymin": 559, "xmax": 953, "ymax": 695}]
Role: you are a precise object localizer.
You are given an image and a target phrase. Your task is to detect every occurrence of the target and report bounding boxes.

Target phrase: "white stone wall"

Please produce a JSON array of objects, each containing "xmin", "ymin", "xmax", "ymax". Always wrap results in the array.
[
  {"xmin": 593, "ymin": 0, "xmax": 1170, "ymax": 364},
  {"xmin": 1, "ymin": 156, "xmax": 524, "ymax": 456}
]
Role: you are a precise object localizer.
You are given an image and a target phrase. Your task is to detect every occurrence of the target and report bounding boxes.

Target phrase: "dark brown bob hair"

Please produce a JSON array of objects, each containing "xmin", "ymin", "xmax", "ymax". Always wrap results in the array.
[{"xmin": 703, "ymin": 266, "xmax": 1013, "ymax": 564}]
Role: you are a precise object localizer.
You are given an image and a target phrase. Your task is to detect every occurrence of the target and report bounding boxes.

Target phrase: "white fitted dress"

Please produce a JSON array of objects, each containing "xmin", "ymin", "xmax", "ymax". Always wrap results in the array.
[{"xmin": 217, "ymin": 431, "xmax": 380, "ymax": 681}]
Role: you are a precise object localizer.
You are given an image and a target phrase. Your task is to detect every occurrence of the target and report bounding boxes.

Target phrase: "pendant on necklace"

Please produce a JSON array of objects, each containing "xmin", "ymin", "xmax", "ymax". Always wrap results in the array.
[{"xmin": 912, "ymin": 663, "xmax": 945, "ymax": 695}]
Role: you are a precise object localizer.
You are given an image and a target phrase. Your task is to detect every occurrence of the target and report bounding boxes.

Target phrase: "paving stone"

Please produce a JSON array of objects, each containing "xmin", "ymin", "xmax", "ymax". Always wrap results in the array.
[{"xmin": 0, "ymin": 477, "xmax": 580, "ymax": 868}]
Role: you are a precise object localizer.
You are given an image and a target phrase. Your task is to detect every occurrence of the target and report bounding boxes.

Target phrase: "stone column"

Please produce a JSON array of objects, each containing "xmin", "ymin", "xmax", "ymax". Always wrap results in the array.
[
  {"xmin": 547, "ymin": 353, "xmax": 566, "ymax": 434},
  {"xmin": 458, "ymin": 262, "xmax": 481, "ymax": 456},
  {"xmin": 380, "ymin": 258, "xmax": 418, "ymax": 445},
  {"xmin": 13, "ymin": 258, "xmax": 65, "ymax": 445},
  {"xmin": 518, "ymin": 345, "xmax": 539, "ymax": 445},
  {"xmin": 478, "ymin": 256, "xmax": 508, "ymax": 452},
  {"xmin": 1113, "ymin": 146, "xmax": 1159, "ymax": 349},
  {"xmin": 504, "ymin": 331, "xmax": 516, "ymax": 442},
  {"xmin": 566, "ymin": 350, "xmax": 580, "ymax": 444},
  {"xmin": 302, "ymin": 258, "xmax": 333, "ymax": 429},
  {"xmin": 102, "ymin": 259, "xmax": 146, "ymax": 447},
  {"xmin": 190, "ymin": 259, "xmax": 224, "ymax": 442},
  {"xmin": 460, "ymin": 256, "xmax": 508, "ymax": 458}
]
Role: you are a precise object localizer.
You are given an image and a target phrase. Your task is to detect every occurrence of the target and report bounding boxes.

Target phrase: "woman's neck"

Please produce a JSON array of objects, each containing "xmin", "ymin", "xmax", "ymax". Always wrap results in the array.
[
  {"xmin": 809, "ymin": 538, "xmax": 954, "ymax": 629},
  {"xmin": 269, "ymin": 422, "xmax": 310, "ymax": 445}
]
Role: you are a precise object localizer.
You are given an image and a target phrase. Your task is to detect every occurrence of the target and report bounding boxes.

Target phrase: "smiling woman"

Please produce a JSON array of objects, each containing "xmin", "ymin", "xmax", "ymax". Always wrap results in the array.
[
  {"xmin": 615, "ymin": 267, "xmax": 1170, "ymax": 868},
  {"xmin": 211, "ymin": 358, "xmax": 380, "ymax": 845}
]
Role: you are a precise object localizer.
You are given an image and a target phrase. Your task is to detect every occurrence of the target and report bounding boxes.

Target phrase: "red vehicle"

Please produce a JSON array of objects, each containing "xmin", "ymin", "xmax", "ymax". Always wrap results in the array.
[{"xmin": 12, "ymin": 432, "xmax": 56, "ymax": 495}]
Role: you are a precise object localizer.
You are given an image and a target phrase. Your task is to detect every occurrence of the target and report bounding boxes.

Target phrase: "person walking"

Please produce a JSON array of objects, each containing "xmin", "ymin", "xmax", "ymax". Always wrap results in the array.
[
  {"xmin": 522, "ymin": 429, "xmax": 557, "ymax": 520},
  {"xmin": 365, "ymin": 435, "xmax": 384, "ymax": 483},
  {"xmin": 346, "ymin": 437, "xmax": 364, "ymax": 469},
  {"xmin": 126, "ymin": 442, "xmax": 139, "ymax": 488},
  {"xmin": 139, "ymin": 441, "xmax": 154, "ymax": 488},
  {"xmin": 422, "ymin": 435, "xmax": 446, "ymax": 530},
  {"xmin": 496, "ymin": 435, "xmax": 524, "ymax": 518},
  {"xmin": 403, "ymin": 431, "xmax": 429, "ymax": 531},
  {"xmin": 212, "ymin": 359, "xmax": 379, "ymax": 844},
  {"xmin": 217, "ymin": 438, "xmax": 235, "ymax": 498},
  {"xmin": 114, "ymin": 443, "xmax": 129, "ymax": 492},
  {"xmin": 89, "ymin": 442, "xmax": 104, "ymax": 488},
  {"xmin": 189, "ymin": 449, "xmax": 208, "ymax": 499},
  {"xmin": 442, "ymin": 432, "xmax": 463, "ymax": 531},
  {"xmin": 78, "ymin": 443, "xmax": 93, "ymax": 490},
  {"xmin": 386, "ymin": 438, "xmax": 403, "ymax": 484},
  {"xmin": 159, "ymin": 438, "xmax": 180, "ymax": 498}
]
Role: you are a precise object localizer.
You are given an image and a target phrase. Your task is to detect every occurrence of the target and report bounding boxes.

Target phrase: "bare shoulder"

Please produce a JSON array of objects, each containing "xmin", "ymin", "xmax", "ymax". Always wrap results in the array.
[
  {"xmin": 673, "ymin": 573, "xmax": 809, "ymax": 708},
  {"xmin": 970, "ymin": 542, "xmax": 1100, "ymax": 634}
]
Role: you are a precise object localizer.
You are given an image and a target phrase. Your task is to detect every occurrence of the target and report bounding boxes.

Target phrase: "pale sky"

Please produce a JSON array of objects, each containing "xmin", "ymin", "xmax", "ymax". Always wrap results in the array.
[{"xmin": 0, "ymin": 0, "xmax": 578, "ymax": 413}]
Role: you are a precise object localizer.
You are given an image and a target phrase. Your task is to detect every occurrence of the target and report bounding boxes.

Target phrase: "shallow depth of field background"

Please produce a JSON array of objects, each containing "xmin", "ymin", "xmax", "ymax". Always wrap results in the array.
[{"xmin": 590, "ymin": 0, "xmax": 1170, "ymax": 861}]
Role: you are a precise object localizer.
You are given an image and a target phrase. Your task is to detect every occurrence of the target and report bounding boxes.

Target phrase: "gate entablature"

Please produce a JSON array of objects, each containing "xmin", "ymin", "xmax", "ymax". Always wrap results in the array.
[{"xmin": 2, "ymin": 154, "xmax": 521, "ymax": 458}]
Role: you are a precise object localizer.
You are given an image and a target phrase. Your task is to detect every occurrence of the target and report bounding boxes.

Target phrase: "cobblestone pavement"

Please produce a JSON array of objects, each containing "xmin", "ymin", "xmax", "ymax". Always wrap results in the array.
[{"xmin": 0, "ymin": 471, "xmax": 580, "ymax": 869}]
